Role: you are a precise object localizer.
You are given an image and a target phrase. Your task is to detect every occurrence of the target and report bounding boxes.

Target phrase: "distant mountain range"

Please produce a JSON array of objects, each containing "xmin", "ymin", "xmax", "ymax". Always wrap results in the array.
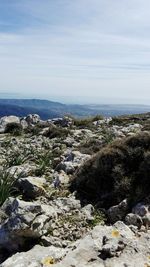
[{"xmin": 0, "ymin": 98, "xmax": 150, "ymax": 119}]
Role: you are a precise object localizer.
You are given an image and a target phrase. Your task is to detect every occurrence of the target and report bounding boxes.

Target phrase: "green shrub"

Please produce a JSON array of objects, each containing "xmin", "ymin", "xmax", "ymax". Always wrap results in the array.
[
  {"xmin": 110, "ymin": 113, "xmax": 150, "ymax": 127},
  {"xmin": 43, "ymin": 125, "xmax": 70, "ymax": 139},
  {"xmin": 100, "ymin": 126, "xmax": 115, "ymax": 144},
  {"xmin": 5, "ymin": 149, "xmax": 30, "ymax": 168},
  {"xmin": 0, "ymin": 170, "xmax": 20, "ymax": 206},
  {"xmin": 5, "ymin": 123, "xmax": 23, "ymax": 136},
  {"xmin": 88, "ymin": 209, "xmax": 106, "ymax": 227},
  {"xmin": 71, "ymin": 132, "xmax": 150, "ymax": 208},
  {"xmin": 73, "ymin": 115, "xmax": 103, "ymax": 128},
  {"xmin": 24, "ymin": 125, "xmax": 41, "ymax": 135},
  {"xmin": 35, "ymin": 151, "xmax": 53, "ymax": 176},
  {"xmin": 78, "ymin": 138, "xmax": 104, "ymax": 155}
]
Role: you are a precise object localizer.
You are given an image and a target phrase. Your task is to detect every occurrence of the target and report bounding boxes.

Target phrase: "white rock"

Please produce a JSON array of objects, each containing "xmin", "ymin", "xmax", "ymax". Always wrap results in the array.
[
  {"xmin": 25, "ymin": 114, "xmax": 41, "ymax": 125},
  {"xmin": 1, "ymin": 245, "xmax": 67, "ymax": 267},
  {"xmin": 0, "ymin": 116, "xmax": 20, "ymax": 133}
]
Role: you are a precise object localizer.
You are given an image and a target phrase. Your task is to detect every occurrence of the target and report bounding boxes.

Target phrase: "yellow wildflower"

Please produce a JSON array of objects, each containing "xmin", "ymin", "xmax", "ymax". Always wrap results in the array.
[
  {"xmin": 111, "ymin": 229, "xmax": 120, "ymax": 238},
  {"xmin": 41, "ymin": 256, "xmax": 55, "ymax": 266}
]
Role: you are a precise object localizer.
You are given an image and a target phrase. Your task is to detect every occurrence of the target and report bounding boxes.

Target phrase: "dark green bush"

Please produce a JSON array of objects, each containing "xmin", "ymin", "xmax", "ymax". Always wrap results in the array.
[
  {"xmin": 5, "ymin": 123, "xmax": 23, "ymax": 136},
  {"xmin": 24, "ymin": 121, "xmax": 51, "ymax": 136},
  {"xmin": 35, "ymin": 151, "xmax": 52, "ymax": 176},
  {"xmin": 78, "ymin": 138, "xmax": 104, "ymax": 155},
  {"xmin": 24, "ymin": 125, "xmax": 41, "ymax": 135},
  {"xmin": 71, "ymin": 131, "xmax": 150, "ymax": 208},
  {"xmin": 5, "ymin": 150, "xmax": 30, "ymax": 167},
  {"xmin": 73, "ymin": 115, "xmax": 103, "ymax": 128},
  {"xmin": 110, "ymin": 113, "xmax": 150, "ymax": 127},
  {"xmin": 43, "ymin": 125, "xmax": 70, "ymax": 139}
]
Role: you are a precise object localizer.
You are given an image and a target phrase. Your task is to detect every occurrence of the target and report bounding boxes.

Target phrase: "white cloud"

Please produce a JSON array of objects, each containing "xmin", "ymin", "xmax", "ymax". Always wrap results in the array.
[{"xmin": 0, "ymin": 0, "xmax": 150, "ymax": 103}]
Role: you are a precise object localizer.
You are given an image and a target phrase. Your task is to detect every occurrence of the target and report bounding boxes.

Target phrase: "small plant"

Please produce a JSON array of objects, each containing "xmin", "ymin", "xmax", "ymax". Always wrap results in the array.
[
  {"xmin": 0, "ymin": 169, "xmax": 20, "ymax": 206},
  {"xmin": 73, "ymin": 115, "xmax": 103, "ymax": 128},
  {"xmin": 43, "ymin": 125, "xmax": 70, "ymax": 139},
  {"xmin": 111, "ymin": 229, "xmax": 120, "ymax": 238},
  {"xmin": 101, "ymin": 125, "xmax": 114, "ymax": 144},
  {"xmin": 5, "ymin": 149, "xmax": 31, "ymax": 167},
  {"xmin": 73, "ymin": 118, "xmax": 94, "ymax": 128},
  {"xmin": 78, "ymin": 138, "xmax": 104, "ymax": 155},
  {"xmin": 35, "ymin": 151, "xmax": 53, "ymax": 176},
  {"xmin": 24, "ymin": 125, "xmax": 41, "ymax": 136},
  {"xmin": 89, "ymin": 209, "xmax": 106, "ymax": 227},
  {"xmin": 41, "ymin": 257, "xmax": 55, "ymax": 265},
  {"xmin": 1, "ymin": 138, "xmax": 12, "ymax": 149}
]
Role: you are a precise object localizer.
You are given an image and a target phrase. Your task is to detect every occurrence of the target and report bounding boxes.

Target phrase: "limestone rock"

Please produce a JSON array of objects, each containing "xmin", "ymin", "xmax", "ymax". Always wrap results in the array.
[
  {"xmin": 125, "ymin": 213, "xmax": 143, "ymax": 228},
  {"xmin": 50, "ymin": 117, "xmax": 73, "ymax": 127},
  {"xmin": 1, "ymin": 245, "xmax": 67, "ymax": 267},
  {"xmin": 56, "ymin": 150, "xmax": 90, "ymax": 174},
  {"xmin": 16, "ymin": 176, "xmax": 46, "ymax": 199},
  {"xmin": 53, "ymin": 221, "xmax": 149, "ymax": 267},
  {"xmin": 132, "ymin": 202, "xmax": 149, "ymax": 217},
  {"xmin": 0, "ymin": 198, "xmax": 57, "ymax": 252},
  {"xmin": 0, "ymin": 116, "xmax": 20, "ymax": 133},
  {"xmin": 107, "ymin": 199, "xmax": 128, "ymax": 223},
  {"xmin": 25, "ymin": 114, "xmax": 41, "ymax": 125}
]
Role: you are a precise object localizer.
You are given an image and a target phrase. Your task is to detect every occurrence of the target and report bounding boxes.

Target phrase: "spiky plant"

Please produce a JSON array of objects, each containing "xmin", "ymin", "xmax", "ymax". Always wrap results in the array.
[
  {"xmin": 35, "ymin": 151, "xmax": 53, "ymax": 176},
  {"xmin": 0, "ymin": 169, "xmax": 20, "ymax": 206}
]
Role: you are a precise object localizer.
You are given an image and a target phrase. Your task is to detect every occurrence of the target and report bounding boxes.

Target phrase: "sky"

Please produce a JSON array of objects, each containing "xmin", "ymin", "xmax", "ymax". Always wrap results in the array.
[{"xmin": 0, "ymin": 0, "xmax": 150, "ymax": 104}]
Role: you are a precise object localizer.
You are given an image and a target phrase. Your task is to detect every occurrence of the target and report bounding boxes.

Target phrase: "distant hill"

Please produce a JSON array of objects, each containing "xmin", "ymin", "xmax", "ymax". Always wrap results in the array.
[
  {"xmin": 0, "ymin": 98, "xmax": 150, "ymax": 119},
  {"xmin": 0, "ymin": 103, "xmax": 60, "ymax": 119},
  {"xmin": 0, "ymin": 99, "xmax": 98, "ymax": 119}
]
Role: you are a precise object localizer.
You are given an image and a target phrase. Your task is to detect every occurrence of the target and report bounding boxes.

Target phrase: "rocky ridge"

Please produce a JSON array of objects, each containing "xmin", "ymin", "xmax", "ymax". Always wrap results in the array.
[{"xmin": 0, "ymin": 113, "xmax": 150, "ymax": 266}]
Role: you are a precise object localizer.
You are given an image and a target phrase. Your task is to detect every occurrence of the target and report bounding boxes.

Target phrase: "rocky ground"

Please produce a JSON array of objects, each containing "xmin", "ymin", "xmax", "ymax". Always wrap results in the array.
[{"xmin": 0, "ymin": 113, "xmax": 150, "ymax": 267}]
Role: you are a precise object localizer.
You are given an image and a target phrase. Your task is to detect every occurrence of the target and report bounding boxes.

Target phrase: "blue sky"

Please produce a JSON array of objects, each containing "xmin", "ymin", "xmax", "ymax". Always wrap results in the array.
[{"xmin": 0, "ymin": 0, "xmax": 150, "ymax": 104}]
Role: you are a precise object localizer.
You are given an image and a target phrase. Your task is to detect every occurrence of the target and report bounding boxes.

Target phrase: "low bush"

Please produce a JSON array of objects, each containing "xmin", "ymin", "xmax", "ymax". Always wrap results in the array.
[
  {"xmin": 43, "ymin": 124, "xmax": 70, "ymax": 139},
  {"xmin": 35, "ymin": 151, "xmax": 52, "ymax": 176},
  {"xmin": 73, "ymin": 115, "xmax": 103, "ymax": 128},
  {"xmin": 24, "ymin": 121, "xmax": 51, "ymax": 136},
  {"xmin": 78, "ymin": 138, "xmax": 104, "ymax": 155},
  {"xmin": 71, "ymin": 131, "xmax": 150, "ymax": 208},
  {"xmin": 110, "ymin": 113, "xmax": 150, "ymax": 126},
  {"xmin": 24, "ymin": 125, "xmax": 41, "ymax": 135},
  {"xmin": 5, "ymin": 150, "xmax": 30, "ymax": 167},
  {"xmin": 5, "ymin": 122, "xmax": 23, "ymax": 136}
]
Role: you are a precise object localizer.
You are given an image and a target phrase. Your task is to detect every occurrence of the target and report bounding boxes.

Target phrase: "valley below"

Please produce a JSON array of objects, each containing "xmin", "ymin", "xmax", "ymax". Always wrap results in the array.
[{"xmin": 0, "ymin": 98, "xmax": 150, "ymax": 119}]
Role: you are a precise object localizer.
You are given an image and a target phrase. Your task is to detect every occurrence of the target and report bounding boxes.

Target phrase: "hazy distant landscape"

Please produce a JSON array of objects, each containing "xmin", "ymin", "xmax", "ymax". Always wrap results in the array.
[{"xmin": 0, "ymin": 98, "xmax": 150, "ymax": 119}]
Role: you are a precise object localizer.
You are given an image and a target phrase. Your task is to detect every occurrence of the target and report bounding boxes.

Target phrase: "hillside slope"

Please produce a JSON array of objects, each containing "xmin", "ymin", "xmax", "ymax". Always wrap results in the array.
[
  {"xmin": 0, "ymin": 98, "xmax": 150, "ymax": 119},
  {"xmin": 0, "ymin": 112, "xmax": 150, "ymax": 266}
]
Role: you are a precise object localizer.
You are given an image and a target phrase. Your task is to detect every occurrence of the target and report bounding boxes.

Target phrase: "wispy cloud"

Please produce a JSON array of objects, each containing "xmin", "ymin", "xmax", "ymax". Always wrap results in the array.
[{"xmin": 0, "ymin": 0, "xmax": 150, "ymax": 103}]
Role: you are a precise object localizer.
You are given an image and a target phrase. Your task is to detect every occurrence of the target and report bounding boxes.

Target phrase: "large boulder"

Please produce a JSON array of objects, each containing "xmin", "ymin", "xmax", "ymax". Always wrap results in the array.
[
  {"xmin": 2, "ymin": 221, "xmax": 148, "ymax": 267},
  {"xmin": 1, "ymin": 245, "xmax": 67, "ymax": 267},
  {"xmin": 50, "ymin": 117, "xmax": 73, "ymax": 127},
  {"xmin": 107, "ymin": 199, "xmax": 128, "ymax": 223},
  {"xmin": 25, "ymin": 114, "xmax": 41, "ymax": 125},
  {"xmin": 0, "ymin": 116, "xmax": 20, "ymax": 133},
  {"xmin": 0, "ymin": 195, "xmax": 95, "ymax": 254},
  {"xmin": 16, "ymin": 176, "xmax": 47, "ymax": 199},
  {"xmin": 53, "ymin": 221, "xmax": 150, "ymax": 267},
  {"xmin": 127, "ymin": 202, "xmax": 150, "ymax": 229},
  {"xmin": 125, "ymin": 213, "xmax": 143, "ymax": 228},
  {"xmin": 0, "ymin": 198, "xmax": 57, "ymax": 252}
]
